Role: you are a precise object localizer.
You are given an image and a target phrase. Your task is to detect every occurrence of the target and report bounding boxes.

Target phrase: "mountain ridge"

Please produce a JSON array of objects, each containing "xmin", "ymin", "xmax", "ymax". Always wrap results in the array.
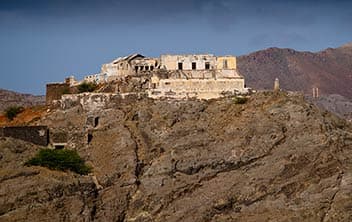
[
  {"xmin": 237, "ymin": 43, "xmax": 352, "ymax": 99},
  {"xmin": 0, "ymin": 88, "xmax": 45, "ymax": 111}
]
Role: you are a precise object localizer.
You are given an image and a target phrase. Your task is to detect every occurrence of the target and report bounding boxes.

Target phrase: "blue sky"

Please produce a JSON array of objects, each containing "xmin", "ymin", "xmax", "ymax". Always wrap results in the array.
[{"xmin": 0, "ymin": 0, "xmax": 351, "ymax": 95}]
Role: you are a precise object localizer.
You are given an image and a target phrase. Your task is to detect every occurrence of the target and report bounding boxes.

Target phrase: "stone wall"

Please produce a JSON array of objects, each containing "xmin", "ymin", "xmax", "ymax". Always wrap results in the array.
[
  {"xmin": 0, "ymin": 126, "xmax": 48, "ymax": 146},
  {"xmin": 148, "ymin": 78, "xmax": 245, "ymax": 99},
  {"xmin": 46, "ymin": 83, "xmax": 70, "ymax": 105},
  {"xmin": 50, "ymin": 131, "xmax": 68, "ymax": 144}
]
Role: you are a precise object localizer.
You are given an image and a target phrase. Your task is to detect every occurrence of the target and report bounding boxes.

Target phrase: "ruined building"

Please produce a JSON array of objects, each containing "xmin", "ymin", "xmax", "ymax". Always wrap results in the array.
[{"xmin": 46, "ymin": 53, "xmax": 246, "ymax": 104}]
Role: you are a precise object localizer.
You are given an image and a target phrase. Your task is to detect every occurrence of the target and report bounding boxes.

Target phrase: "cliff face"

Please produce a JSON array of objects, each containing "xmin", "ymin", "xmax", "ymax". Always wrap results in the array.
[
  {"xmin": 237, "ymin": 44, "xmax": 352, "ymax": 99},
  {"xmin": 1, "ymin": 92, "xmax": 352, "ymax": 221}
]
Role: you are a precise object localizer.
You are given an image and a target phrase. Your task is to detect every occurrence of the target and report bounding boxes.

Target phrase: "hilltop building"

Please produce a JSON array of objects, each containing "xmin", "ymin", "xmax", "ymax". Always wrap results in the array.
[{"xmin": 46, "ymin": 53, "xmax": 246, "ymax": 104}]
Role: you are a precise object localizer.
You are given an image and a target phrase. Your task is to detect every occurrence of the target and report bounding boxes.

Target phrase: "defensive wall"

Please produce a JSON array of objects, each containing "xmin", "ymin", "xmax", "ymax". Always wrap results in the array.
[
  {"xmin": 46, "ymin": 83, "xmax": 70, "ymax": 105},
  {"xmin": 0, "ymin": 126, "xmax": 49, "ymax": 146}
]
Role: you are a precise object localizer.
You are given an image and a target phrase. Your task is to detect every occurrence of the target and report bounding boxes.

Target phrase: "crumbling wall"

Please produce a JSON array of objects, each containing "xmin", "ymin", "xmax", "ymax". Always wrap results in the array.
[
  {"xmin": 160, "ymin": 54, "xmax": 216, "ymax": 70},
  {"xmin": 0, "ymin": 126, "xmax": 48, "ymax": 146},
  {"xmin": 60, "ymin": 93, "xmax": 121, "ymax": 111}
]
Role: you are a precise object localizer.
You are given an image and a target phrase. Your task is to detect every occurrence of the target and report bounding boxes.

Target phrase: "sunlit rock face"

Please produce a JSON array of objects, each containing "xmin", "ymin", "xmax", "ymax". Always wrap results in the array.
[{"xmin": 1, "ymin": 92, "xmax": 352, "ymax": 222}]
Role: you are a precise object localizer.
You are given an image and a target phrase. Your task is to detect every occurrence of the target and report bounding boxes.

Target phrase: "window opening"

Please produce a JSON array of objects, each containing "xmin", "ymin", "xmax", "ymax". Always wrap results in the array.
[
  {"xmin": 178, "ymin": 62, "xmax": 183, "ymax": 70},
  {"xmin": 223, "ymin": 60, "xmax": 228, "ymax": 69},
  {"xmin": 192, "ymin": 62, "xmax": 196, "ymax": 70}
]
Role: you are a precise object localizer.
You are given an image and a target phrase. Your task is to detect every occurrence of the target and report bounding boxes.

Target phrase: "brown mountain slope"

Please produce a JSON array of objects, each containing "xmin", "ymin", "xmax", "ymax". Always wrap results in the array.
[
  {"xmin": 237, "ymin": 43, "xmax": 352, "ymax": 99},
  {"xmin": 1, "ymin": 92, "xmax": 352, "ymax": 221},
  {"xmin": 0, "ymin": 89, "xmax": 45, "ymax": 111}
]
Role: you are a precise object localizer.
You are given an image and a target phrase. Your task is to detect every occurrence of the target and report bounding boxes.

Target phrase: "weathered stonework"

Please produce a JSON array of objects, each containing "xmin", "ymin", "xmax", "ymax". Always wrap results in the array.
[
  {"xmin": 46, "ymin": 53, "xmax": 247, "ymax": 102},
  {"xmin": 0, "ymin": 126, "xmax": 48, "ymax": 146},
  {"xmin": 148, "ymin": 78, "xmax": 245, "ymax": 99}
]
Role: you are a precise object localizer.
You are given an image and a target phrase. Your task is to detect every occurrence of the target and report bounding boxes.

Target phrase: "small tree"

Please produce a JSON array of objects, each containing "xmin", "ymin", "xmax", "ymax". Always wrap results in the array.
[
  {"xmin": 4, "ymin": 106, "xmax": 24, "ymax": 120},
  {"xmin": 77, "ymin": 82, "xmax": 97, "ymax": 93},
  {"xmin": 25, "ymin": 149, "xmax": 91, "ymax": 175},
  {"xmin": 233, "ymin": 96, "xmax": 248, "ymax": 104}
]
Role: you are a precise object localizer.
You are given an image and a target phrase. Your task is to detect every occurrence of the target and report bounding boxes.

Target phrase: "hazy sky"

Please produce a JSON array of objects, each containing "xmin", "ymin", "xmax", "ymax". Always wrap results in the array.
[{"xmin": 0, "ymin": 0, "xmax": 351, "ymax": 95}]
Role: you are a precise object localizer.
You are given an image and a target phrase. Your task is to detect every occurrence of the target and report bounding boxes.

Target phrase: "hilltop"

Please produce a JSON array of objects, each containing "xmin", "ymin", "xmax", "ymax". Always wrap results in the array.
[
  {"xmin": 1, "ymin": 92, "xmax": 352, "ymax": 221},
  {"xmin": 0, "ymin": 88, "xmax": 45, "ymax": 111}
]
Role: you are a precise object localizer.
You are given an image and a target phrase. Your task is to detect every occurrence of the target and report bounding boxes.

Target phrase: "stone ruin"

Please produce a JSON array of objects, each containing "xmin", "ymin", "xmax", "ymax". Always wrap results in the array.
[{"xmin": 46, "ymin": 53, "xmax": 248, "ymax": 104}]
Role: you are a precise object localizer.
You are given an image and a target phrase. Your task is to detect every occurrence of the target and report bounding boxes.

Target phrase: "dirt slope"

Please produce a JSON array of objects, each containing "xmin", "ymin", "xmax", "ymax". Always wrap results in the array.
[
  {"xmin": 1, "ymin": 92, "xmax": 352, "ymax": 221},
  {"xmin": 0, "ymin": 106, "xmax": 47, "ymax": 127}
]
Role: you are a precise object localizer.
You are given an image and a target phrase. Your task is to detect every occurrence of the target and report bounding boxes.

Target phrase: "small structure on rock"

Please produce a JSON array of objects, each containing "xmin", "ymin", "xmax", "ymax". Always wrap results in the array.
[
  {"xmin": 312, "ymin": 87, "xmax": 319, "ymax": 98},
  {"xmin": 46, "ymin": 53, "xmax": 248, "ymax": 104},
  {"xmin": 274, "ymin": 78, "xmax": 280, "ymax": 91}
]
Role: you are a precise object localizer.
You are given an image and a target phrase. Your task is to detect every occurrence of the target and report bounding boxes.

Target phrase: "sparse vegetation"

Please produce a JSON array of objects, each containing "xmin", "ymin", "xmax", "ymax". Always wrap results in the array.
[
  {"xmin": 4, "ymin": 106, "xmax": 24, "ymax": 120},
  {"xmin": 25, "ymin": 149, "xmax": 91, "ymax": 175},
  {"xmin": 62, "ymin": 88, "xmax": 71, "ymax": 94},
  {"xmin": 77, "ymin": 82, "xmax": 97, "ymax": 93},
  {"xmin": 233, "ymin": 96, "xmax": 248, "ymax": 104}
]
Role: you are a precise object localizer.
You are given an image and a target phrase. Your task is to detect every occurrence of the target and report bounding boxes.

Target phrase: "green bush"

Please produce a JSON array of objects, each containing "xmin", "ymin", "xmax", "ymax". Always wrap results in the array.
[
  {"xmin": 4, "ymin": 106, "xmax": 24, "ymax": 120},
  {"xmin": 25, "ymin": 149, "xmax": 91, "ymax": 175},
  {"xmin": 77, "ymin": 82, "xmax": 97, "ymax": 93},
  {"xmin": 233, "ymin": 96, "xmax": 248, "ymax": 104}
]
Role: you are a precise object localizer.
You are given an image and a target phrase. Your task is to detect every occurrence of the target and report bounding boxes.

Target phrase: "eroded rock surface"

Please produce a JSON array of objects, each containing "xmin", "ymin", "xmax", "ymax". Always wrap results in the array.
[{"xmin": 1, "ymin": 92, "xmax": 352, "ymax": 221}]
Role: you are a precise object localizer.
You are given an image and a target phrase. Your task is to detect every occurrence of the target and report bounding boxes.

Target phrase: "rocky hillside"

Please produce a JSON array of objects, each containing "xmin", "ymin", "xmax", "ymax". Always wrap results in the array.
[
  {"xmin": 308, "ymin": 94, "xmax": 352, "ymax": 121},
  {"xmin": 1, "ymin": 92, "xmax": 352, "ymax": 221},
  {"xmin": 237, "ymin": 43, "xmax": 352, "ymax": 99},
  {"xmin": 0, "ymin": 89, "xmax": 45, "ymax": 111}
]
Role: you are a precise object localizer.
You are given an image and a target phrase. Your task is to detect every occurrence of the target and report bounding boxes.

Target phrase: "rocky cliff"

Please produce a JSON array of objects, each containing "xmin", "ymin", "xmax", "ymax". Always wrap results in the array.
[{"xmin": 1, "ymin": 92, "xmax": 352, "ymax": 221}]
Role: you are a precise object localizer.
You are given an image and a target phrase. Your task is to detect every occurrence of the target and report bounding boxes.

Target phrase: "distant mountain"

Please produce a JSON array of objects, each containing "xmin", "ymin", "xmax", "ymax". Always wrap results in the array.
[
  {"xmin": 0, "ymin": 89, "xmax": 45, "ymax": 111},
  {"xmin": 237, "ymin": 43, "xmax": 352, "ymax": 99}
]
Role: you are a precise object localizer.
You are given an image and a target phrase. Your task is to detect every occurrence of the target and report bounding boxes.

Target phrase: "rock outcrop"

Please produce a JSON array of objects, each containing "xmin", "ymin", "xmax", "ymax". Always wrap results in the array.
[{"xmin": 1, "ymin": 92, "xmax": 352, "ymax": 221}]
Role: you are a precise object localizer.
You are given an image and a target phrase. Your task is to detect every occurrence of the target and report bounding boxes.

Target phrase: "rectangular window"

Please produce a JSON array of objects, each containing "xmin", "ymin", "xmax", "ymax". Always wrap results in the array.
[
  {"xmin": 192, "ymin": 62, "xmax": 196, "ymax": 70},
  {"xmin": 223, "ymin": 59, "xmax": 228, "ymax": 69},
  {"xmin": 205, "ymin": 62, "xmax": 210, "ymax": 70},
  {"xmin": 178, "ymin": 62, "xmax": 183, "ymax": 70}
]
